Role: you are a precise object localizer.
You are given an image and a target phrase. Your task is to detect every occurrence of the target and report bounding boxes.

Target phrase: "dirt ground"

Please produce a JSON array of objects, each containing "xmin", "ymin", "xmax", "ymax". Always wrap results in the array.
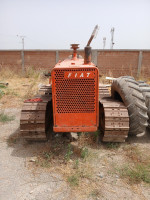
[
  {"xmin": 0, "ymin": 108, "xmax": 150, "ymax": 200},
  {"xmin": 0, "ymin": 73, "xmax": 150, "ymax": 200}
]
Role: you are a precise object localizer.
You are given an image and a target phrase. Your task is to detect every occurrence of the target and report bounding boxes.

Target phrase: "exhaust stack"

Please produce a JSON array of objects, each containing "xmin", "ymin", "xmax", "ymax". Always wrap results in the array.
[{"xmin": 84, "ymin": 25, "xmax": 99, "ymax": 64}]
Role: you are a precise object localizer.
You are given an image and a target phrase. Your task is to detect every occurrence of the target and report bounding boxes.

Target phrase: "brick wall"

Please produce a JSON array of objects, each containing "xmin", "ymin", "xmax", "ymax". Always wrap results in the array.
[
  {"xmin": 97, "ymin": 51, "xmax": 139, "ymax": 77},
  {"xmin": 24, "ymin": 51, "xmax": 56, "ymax": 71},
  {"xmin": 0, "ymin": 51, "xmax": 21, "ymax": 68},
  {"xmin": 0, "ymin": 49, "xmax": 149, "ymax": 78}
]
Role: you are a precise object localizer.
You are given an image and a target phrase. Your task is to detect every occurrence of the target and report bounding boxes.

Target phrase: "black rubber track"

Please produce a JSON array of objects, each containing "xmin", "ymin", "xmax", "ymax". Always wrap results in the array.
[
  {"xmin": 111, "ymin": 77, "xmax": 148, "ymax": 135},
  {"xmin": 138, "ymin": 82, "xmax": 150, "ymax": 129}
]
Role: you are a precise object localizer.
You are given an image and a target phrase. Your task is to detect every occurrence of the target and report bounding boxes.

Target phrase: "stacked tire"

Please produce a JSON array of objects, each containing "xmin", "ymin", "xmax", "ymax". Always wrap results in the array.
[
  {"xmin": 138, "ymin": 81, "xmax": 150, "ymax": 128},
  {"xmin": 111, "ymin": 76, "xmax": 148, "ymax": 135}
]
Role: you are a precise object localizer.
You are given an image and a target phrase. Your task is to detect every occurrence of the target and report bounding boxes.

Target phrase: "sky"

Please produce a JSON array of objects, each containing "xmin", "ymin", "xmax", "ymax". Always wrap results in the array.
[{"xmin": 0, "ymin": 0, "xmax": 150, "ymax": 50}]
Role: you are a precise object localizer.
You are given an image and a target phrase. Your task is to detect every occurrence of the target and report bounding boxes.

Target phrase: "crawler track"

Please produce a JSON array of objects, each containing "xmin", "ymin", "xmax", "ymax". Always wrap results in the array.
[
  {"xmin": 20, "ymin": 85, "xmax": 52, "ymax": 141},
  {"xmin": 20, "ymin": 84, "xmax": 129, "ymax": 142},
  {"xmin": 99, "ymin": 85, "xmax": 129, "ymax": 142}
]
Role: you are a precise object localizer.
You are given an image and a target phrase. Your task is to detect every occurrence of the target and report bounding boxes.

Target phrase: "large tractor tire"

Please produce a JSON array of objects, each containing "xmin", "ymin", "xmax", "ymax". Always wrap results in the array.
[
  {"xmin": 111, "ymin": 77, "xmax": 148, "ymax": 135},
  {"xmin": 138, "ymin": 82, "xmax": 150, "ymax": 128}
]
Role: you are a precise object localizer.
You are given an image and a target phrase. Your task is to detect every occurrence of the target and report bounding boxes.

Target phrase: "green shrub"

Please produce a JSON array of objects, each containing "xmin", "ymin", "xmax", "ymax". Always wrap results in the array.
[
  {"xmin": 119, "ymin": 164, "xmax": 150, "ymax": 184},
  {"xmin": 0, "ymin": 113, "xmax": 15, "ymax": 123}
]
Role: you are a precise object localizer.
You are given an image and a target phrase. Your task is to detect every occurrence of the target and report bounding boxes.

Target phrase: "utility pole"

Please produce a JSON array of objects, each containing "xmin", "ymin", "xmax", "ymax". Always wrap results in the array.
[
  {"xmin": 110, "ymin": 27, "xmax": 115, "ymax": 49},
  {"xmin": 103, "ymin": 37, "xmax": 106, "ymax": 49},
  {"xmin": 17, "ymin": 35, "xmax": 26, "ymax": 74}
]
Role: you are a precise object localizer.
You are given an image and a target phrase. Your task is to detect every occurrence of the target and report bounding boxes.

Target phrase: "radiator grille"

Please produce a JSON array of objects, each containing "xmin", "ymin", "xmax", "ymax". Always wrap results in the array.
[{"xmin": 54, "ymin": 69, "xmax": 96, "ymax": 113}]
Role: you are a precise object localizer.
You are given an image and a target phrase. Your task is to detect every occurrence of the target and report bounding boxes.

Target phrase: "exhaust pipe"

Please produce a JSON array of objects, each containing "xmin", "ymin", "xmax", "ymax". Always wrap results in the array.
[
  {"xmin": 84, "ymin": 46, "xmax": 92, "ymax": 64},
  {"xmin": 84, "ymin": 25, "xmax": 99, "ymax": 64}
]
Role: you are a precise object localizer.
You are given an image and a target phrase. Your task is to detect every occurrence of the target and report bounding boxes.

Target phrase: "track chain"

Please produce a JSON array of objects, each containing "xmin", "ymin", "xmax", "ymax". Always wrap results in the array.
[
  {"xmin": 20, "ymin": 83, "xmax": 129, "ymax": 142},
  {"xmin": 20, "ymin": 85, "xmax": 52, "ymax": 141},
  {"xmin": 99, "ymin": 84, "xmax": 129, "ymax": 142}
]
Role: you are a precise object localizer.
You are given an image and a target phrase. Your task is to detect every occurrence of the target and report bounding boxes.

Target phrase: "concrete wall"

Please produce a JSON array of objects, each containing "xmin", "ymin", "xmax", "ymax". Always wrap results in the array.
[{"xmin": 0, "ymin": 49, "xmax": 149, "ymax": 78}]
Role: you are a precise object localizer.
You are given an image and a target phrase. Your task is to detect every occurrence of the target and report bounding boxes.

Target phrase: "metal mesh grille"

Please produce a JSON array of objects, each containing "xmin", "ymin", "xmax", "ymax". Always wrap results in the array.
[{"xmin": 54, "ymin": 69, "xmax": 96, "ymax": 113}]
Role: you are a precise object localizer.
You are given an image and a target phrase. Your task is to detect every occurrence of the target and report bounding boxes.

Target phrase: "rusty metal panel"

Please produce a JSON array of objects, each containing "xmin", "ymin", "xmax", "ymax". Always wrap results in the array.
[
  {"xmin": 22, "ymin": 104, "xmax": 47, "ymax": 111},
  {"xmin": 105, "ymin": 109, "xmax": 129, "ymax": 118},
  {"xmin": 20, "ymin": 123, "xmax": 45, "ymax": 131},
  {"xmin": 104, "ymin": 130, "xmax": 128, "ymax": 136},
  {"xmin": 21, "ymin": 111, "xmax": 45, "ymax": 121}
]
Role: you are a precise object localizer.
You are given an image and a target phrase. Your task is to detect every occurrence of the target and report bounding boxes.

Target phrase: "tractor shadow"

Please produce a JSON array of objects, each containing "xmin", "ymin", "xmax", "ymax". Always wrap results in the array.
[
  {"xmin": 7, "ymin": 129, "xmax": 92, "ymax": 166},
  {"xmin": 126, "ymin": 128, "xmax": 150, "ymax": 144},
  {"xmin": 7, "ymin": 127, "xmax": 150, "ymax": 167}
]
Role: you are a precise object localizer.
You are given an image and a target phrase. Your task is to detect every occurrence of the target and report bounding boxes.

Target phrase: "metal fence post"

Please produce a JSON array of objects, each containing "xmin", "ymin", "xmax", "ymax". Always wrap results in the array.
[
  {"xmin": 91, "ymin": 50, "xmax": 98, "ymax": 66},
  {"xmin": 56, "ymin": 50, "xmax": 59, "ymax": 64},
  {"xmin": 21, "ymin": 50, "xmax": 25, "ymax": 74},
  {"xmin": 137, "ymin": 51, "xmax": 143, "ymax": 78}
]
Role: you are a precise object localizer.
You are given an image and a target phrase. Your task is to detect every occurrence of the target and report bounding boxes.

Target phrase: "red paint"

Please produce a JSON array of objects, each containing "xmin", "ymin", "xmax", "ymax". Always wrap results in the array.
[
  {"xmin": 51, "ymin": 53, "xmax": 99, "ymax": 133},
  {"xmin": 24, "ymin": 98, "xmax": 43, "ymax": 102}
]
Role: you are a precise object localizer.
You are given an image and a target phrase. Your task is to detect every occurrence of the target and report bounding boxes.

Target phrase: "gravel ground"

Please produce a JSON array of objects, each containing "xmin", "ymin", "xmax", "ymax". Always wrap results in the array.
[
  {"xmin": 0, "ymin": 108, "xmax": 150, "ymax": 200},
  {"xmin": 0, "ymin": 109, "xmax": 71, "ymax": 200}
]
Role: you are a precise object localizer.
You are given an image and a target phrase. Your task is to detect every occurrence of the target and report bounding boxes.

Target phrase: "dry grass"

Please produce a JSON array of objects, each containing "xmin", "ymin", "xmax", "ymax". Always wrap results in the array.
[
  {"xmin": 0, "ymin": 66, "xmax": 49, "ymax": 108},
  {"xmin": 26, "ymin": 134, "xmax": 102, "ymax": 198},
  {"xmin": 13, "ymin": 130, "xmax": 150, "ymax": 199},
  {"xmin": 1, "ymin": 66, "xmax": 149, "ymax": 108},
  {"xmin": 119, "ymin": 163, "xmax": 150, "ymax": 184},
  {"xmin": 123, "ymin": 145, "xmax": 150, "ymax": 167},
  {"xmin": 114, "ymin": 145, "xmax": 150, "ymax": 184}
]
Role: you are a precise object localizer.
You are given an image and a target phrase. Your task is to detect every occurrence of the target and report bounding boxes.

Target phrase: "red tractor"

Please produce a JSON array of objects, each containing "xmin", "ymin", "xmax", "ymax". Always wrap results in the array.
[{"xmin": 20, "ymin": 26, "xmax": 149, "ymax": 142}]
